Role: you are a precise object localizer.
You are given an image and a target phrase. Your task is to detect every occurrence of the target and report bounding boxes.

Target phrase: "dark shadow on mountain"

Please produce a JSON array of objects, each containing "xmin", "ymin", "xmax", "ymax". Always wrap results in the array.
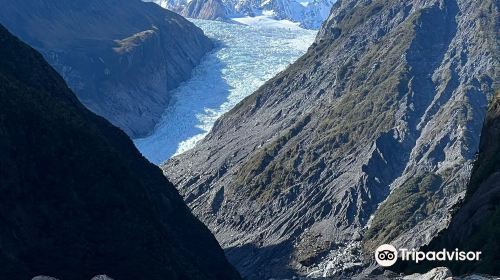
[
  {"xmin": 225, "ymin": 240, "xmax": 296, "ymax": 280},
  {"xmin": 0, "ymin": 24, "xmax": 240, "ymax": 280}
]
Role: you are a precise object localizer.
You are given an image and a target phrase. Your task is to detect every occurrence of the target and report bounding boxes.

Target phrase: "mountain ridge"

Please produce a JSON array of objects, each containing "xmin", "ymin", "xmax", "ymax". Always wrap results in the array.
[
  {"xmin": 0, "ymin": 24, "xmax": 240, "ymax": 280},
  {"xmin": 162, "ymin": 0, "xmax": 499, "ymax": 278},
  {"xmin": 397, "ymin": 90, "xmax": 500, "ymax": 276},
  {"xmin": 0, "ymin": 0, "xmax": 213, "ymax": 138},
  {"xmin": 146, "ymin": 0, "xmax": 335, "ymax": 29}
]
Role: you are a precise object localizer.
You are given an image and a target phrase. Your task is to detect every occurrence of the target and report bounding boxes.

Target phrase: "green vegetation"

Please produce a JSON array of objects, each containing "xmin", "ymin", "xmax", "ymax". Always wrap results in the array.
[
  {"xmin": 229, "ymin": 0, "xmax": 424, "ymax": 209},
  {"xmin": 234, "ymin": 115, "xmax": 311, "ymax": 203},
  {"xmin": 444, "ymin": 90, "xmax": 500, "ymax": 275},
  {"xmin": 398, "ymin": 92, "xmax": 500, "ymax": 276},
  {"xmin": 363, "ymin": 173, "xmax": 443, "ymax": 252}
]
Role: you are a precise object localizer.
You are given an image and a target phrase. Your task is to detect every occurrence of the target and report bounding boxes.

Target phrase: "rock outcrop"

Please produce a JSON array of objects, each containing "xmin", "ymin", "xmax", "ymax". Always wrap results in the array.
[
  {"xmin": 0, "ymin": 0, "xmax": 213, "ymax": 138},
  {"xmin": 162, "ymin": 0, "xmax": 499, "ymax": 278},
  {"xmin": 401, "ymin": 91, "xmax": 500, "ymax": 276},
  {"xmin": 182, "ymin": 0, "xmax": 229, "ymax": 20},
  {"xmin": 0, "ymin": 25, "xmax": 239, "ymax": 280}
]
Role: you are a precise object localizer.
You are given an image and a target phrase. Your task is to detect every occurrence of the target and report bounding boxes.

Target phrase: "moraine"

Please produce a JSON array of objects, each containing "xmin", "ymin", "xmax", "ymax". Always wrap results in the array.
[{"xmin": 134, "ymin": 18, "xmax": 316, "ymax": 164}]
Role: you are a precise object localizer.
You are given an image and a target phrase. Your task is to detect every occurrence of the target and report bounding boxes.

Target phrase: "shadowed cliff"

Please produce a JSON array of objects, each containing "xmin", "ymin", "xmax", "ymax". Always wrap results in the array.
[
  {"xmin": 0, "ymin": 0, "xmax": 213, "ymax": 137},
  {"xmin": 0, "ymin": 24, "xmax": 239, "ymax": 280}
]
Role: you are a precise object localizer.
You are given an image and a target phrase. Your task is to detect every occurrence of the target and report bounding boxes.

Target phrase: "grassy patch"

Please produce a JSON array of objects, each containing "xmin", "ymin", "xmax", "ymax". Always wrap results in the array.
[{"xmin": 363, "ymin": 173, "xmax": 443, "ymax": 252}]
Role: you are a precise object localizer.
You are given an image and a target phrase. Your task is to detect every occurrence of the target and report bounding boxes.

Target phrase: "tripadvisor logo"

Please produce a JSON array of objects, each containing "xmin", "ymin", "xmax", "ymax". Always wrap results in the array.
[
  {"xmin": 375, "ymin": 244, "xmax": 482, "ymax": 267},
  {"xmin": 375, "ymin": 244, "xmax": 398, "ymax": 267}
]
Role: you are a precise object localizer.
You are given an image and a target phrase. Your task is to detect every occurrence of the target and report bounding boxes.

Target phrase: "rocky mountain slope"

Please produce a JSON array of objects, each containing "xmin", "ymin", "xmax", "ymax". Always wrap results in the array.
[
  {"xmin": 146, "ymin": 0, "xmax": 335, "ymax": 29},
  {"xmin": 401, "ymin": 90, "xmax": 500, "ymax": 276},
  {"xmin": 163, "ymin": 0, "xmax": 499, "ymax": 278},
  {"xmin": 0, "ymin": 0, "xmax": 213, "ymax": 138},
  {"xmin": 371, "ymin": 267, "xmax": 497, "ymax": 280},
  {"xmin": 0, "ymin": 24, "xmax": 239, "ymax": 280}
]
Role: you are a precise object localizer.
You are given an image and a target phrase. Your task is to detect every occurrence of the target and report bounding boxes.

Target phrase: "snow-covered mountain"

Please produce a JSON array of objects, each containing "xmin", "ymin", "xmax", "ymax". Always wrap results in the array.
[{"xmin": 145, "ymin": 0, "xmax": 335, "ymax": 29}]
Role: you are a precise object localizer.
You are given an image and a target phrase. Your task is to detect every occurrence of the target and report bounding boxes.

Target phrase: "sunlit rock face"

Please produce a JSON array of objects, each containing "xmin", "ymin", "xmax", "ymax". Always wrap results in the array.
[
  {"xmin": 0, "ymin": 0, "xmax": 213, "ymax": 138},
  {"xmin": 146, "ymin": 0, "xmax": 336, "ymax": 29},
  {"xmin": 404, "ymin": 92, "xmax": 500, "ymax": 276},
  {"xmin": 162, "ymin": 0, "xmax": 499, "ymax": 278}
]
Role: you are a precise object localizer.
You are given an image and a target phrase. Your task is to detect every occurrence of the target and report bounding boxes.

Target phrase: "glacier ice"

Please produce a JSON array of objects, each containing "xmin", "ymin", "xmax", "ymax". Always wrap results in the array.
[{"xmin": 134, "ymin": 19, "xmax": 316, "ymax": 164}]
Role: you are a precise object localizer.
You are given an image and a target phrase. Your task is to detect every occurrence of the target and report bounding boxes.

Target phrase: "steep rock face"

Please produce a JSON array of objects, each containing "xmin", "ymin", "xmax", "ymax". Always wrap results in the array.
[
  {"xmin": 162, "ymin": 0, "xmax": 499, "ymax": 278},
  {"xmin": 403, "ymin": 91, "xmax": 500, "ymax": 275},
  {"xmin": 0, "ymin": 0, "xmax": 213, "ymax": 138},
  {"xmin": 147, "ymin": 0, "xmax": 335, "ymax": 29},
  {"xmin": 182, "ymin": 0, "xmax": 229, "ymax": 20},
  {"xmin": 0, "ymin": 25, "xmax": 239, "ymax": 280}
]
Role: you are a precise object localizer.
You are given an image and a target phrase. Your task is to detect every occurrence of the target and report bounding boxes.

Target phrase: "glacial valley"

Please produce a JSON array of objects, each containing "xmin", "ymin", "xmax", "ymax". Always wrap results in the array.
[{"xmin": 134, "ymin": 19, "xmax": 316, "ymax": 164}]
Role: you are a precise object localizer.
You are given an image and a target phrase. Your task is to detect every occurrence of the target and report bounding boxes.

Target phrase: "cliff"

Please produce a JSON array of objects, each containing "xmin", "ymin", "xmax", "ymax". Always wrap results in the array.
[
  {"xmin": 0, "ymin": 0, "xmax": 213, "ymax": 137},
  {"xmin": 148, "ymin": 0, "xmax": 335, "ymax": 29},
  {"xmin": 0, "ymin": 24, "xmax": 239, "ymax": 280},
  {"xmin": 401, "ymin": 91, "xmax": 500, "ymax": 276}
]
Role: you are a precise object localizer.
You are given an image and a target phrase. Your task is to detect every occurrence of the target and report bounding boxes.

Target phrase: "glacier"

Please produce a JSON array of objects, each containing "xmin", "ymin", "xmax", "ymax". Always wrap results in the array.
[{"xmin": 134, "ymin": 19, "xmax": 316, "ymax": 164}]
